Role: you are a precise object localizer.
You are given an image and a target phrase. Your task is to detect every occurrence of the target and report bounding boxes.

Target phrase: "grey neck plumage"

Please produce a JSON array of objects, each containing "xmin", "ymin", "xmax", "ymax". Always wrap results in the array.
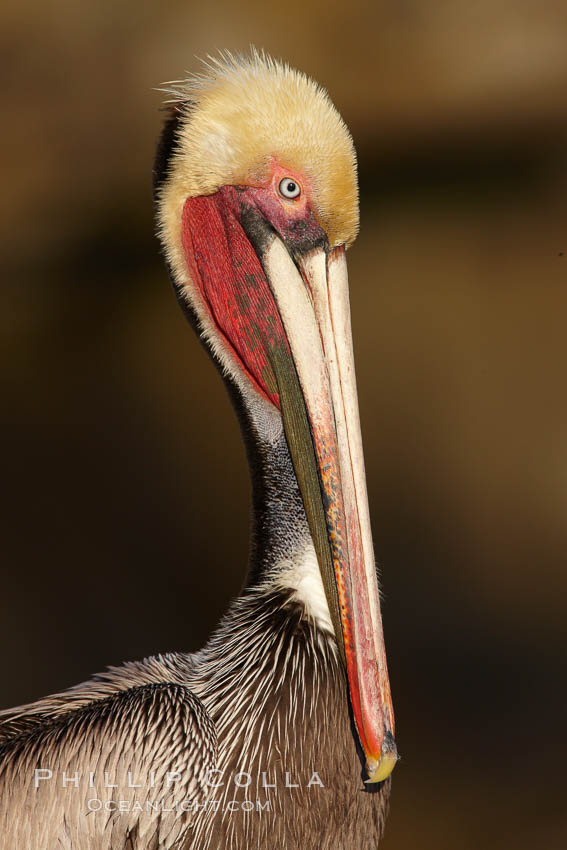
[{"xmin": 244, "ymin": 413, "xmax": 312, "ymax": 585}]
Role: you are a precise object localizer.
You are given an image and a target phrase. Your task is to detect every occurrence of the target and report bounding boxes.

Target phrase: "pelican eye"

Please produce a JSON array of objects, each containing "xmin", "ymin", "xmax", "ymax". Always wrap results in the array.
[{"xmin": 278, "ymin": 177, "xmax": 301, "ymax": 199}]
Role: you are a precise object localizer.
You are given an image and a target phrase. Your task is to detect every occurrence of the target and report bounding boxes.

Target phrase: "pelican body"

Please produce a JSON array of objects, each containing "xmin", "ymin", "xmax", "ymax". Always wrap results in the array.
[{"xmin": 0, "ymin": 53, "xmax": 396, "ymax": 849}]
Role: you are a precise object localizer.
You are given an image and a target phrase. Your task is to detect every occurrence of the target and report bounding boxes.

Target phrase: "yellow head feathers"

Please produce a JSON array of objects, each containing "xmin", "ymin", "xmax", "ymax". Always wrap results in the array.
[{"xmin": 161, "ymin": 51, "xmax": 359, "ymax": 248}]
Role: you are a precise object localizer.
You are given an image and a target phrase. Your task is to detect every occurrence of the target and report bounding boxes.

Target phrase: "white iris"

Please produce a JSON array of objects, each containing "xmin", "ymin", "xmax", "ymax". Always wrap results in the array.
[{"xmin": 278, "ymin": 178, "xmax": 301, "ymax": 199}]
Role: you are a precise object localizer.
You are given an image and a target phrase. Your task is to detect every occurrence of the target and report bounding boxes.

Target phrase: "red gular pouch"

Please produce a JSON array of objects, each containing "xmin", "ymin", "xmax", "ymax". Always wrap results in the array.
[{"xmin": 181, "ymin": 186, "xmax": 294, "ymax": 409}]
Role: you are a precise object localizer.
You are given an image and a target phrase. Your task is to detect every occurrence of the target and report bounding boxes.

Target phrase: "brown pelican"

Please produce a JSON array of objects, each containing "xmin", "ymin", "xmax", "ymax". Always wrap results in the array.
[{"xmin": 0, "ymin": 51, "xmax": 397, "ymax": 849}]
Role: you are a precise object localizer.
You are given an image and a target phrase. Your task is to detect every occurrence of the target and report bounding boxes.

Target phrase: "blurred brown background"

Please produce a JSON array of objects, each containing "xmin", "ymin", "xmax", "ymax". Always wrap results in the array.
[{"xmin": 2, "ymin": 1, "xmax": 566, "ymax": 847}]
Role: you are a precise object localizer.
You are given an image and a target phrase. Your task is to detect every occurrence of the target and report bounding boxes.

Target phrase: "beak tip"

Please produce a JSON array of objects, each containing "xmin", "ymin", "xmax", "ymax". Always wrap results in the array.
[{"xmin": 364, "ymin": 735, "xmax": 399, "ymax": 784}]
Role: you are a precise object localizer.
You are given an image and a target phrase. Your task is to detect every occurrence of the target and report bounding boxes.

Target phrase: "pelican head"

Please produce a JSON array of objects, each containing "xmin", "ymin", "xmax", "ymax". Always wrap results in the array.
[{"xmin": 155, "ymin": 51, "xmax": 397, "ymax": 785}]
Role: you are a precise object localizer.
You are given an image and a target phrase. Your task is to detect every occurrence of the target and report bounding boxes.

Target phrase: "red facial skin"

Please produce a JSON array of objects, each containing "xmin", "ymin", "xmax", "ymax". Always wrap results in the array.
[{"xmin": 247, "ymin": 163, "xmax": 325, "ymax": 254}]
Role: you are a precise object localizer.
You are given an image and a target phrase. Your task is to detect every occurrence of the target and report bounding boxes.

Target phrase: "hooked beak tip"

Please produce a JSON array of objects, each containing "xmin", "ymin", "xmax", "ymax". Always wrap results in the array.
[{"xmin": 364, "ymin": 734, "xmax": 399, "ymax": 784}]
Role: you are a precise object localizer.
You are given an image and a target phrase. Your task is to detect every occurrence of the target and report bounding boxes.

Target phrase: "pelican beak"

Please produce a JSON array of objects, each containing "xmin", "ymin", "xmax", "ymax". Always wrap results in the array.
[
  {"xmin": 260, "ymin": 240, "xmax": 397, "ymax": 785},
  {"xmin": 181, "ymin": 187, "xmax": 396, "ymax": 783}
]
